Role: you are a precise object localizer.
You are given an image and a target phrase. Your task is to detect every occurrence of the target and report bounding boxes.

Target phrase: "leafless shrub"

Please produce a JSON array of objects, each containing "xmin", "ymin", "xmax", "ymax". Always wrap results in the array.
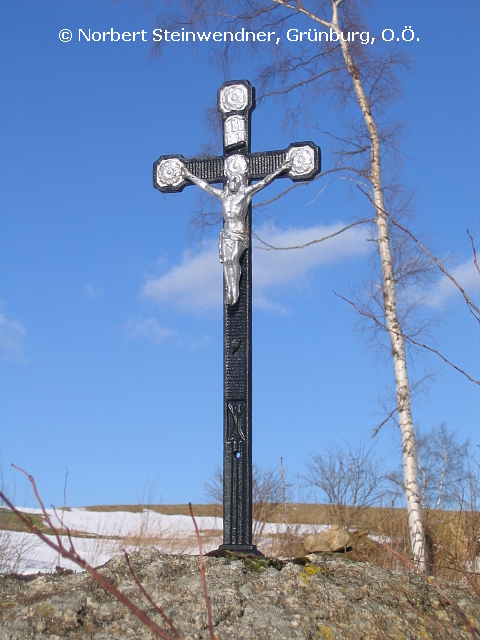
[
  {"xmin": 303, "ymin": 440, "xmax": 386, "ymax": 533},
  {"xmin": 299, "ymin": 441, "xmax": 418, "ymax": 566},
  {"xmin": 299, "ymin": 431, "xmax": 478, "ymax": 587},
  {"xmin": 0, "ymin": 528, "xmax": 41, "ymax": 574},
  {"xmin": 414, "ymin": 424, "xmax": 469, "ymax": 512},
  {"xmin": 1, "ymin": 456, "xmax": 41, "ymax": 573},
  {"xmin": 203, "ymin": 465, "xmax": 223, "ymax": 507},
  {"xmin": 252, "ymin": 464, "xmax": 285, "ymax": 547}
]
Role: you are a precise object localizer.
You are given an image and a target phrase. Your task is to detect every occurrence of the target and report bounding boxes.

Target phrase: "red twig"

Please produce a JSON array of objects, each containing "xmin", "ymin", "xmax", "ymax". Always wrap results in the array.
[
  {"xmin": 189, "ymin": 502, "xmax": 215, "ymax": 640},
  {"xmin": 333, "ymin": 291, "xmax": 480, "ymax": 386},
  {"xmin": 123, "ymin": 551, "xmax": 180, "ymax": 639},
  {"xmin": 382, "ymin": 541, "xmax": 480, "ymax": 640},
  {"xmin": 52, "ymin": 505, "xmax": 81, "ymax": 559},
  {"xmin": 1, "ymin": 468, "xmax": 177, "ymax": 640},
  {"xmin": 12, "ymin": 464, "xmax": 63, "ymax": 549}
]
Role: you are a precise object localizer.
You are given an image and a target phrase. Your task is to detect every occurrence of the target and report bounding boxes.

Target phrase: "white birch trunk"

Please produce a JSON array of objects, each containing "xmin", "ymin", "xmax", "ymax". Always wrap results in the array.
[{"xmin": 330, "ymin": 1, "xmax": 426, "ymax": 569}]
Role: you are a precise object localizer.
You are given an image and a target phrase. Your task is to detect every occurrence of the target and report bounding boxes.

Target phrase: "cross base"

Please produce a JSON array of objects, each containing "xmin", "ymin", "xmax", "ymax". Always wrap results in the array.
[{"xmin": 217, "ymin": 544, "xmax": 263, "ymax": 556}]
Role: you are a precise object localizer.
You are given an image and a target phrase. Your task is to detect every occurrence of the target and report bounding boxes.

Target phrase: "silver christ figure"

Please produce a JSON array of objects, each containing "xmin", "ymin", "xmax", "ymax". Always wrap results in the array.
[{"xmin": 181, "ymin": 154, "xmax": 292, "ymax": 305}]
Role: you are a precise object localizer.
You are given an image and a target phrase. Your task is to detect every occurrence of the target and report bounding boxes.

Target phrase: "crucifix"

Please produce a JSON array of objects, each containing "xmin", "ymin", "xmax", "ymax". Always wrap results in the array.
[{"xmin": 153, "ymin": 80, "xmax": 321, "ymax": 554}]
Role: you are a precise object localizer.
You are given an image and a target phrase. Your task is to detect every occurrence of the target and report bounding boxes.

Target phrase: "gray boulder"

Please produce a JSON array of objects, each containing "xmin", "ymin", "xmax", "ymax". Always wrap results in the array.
[{"xmin": 0, "ymin": 548, "xmax": 478, "ymax": 639}]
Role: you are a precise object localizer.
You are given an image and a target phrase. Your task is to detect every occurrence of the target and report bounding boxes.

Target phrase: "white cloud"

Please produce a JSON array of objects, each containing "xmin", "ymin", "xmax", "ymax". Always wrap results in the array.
[
  {"xmin": 426, "ymin": 259, "xmax": 480, "ymax": 309},
  {"xmin": 83, "ymin": 283, "xmax": 104, "ymax": 298},
  {"xmin": 141, "ymin": 221, "xmax": 370, "ymax": 314},
  {"xmin": 122, "ymin": 316, "xmax": 212, "ymax": 350},
  {"xmin": 252, "ymin": 222, "xmax": 370, "ymax": 291},
  {"xmin": 141, "ymin": 248, "xmax": 222, "ymax": 314},
  {"xmin": 0, "ymin": 313, "xmax": 27, "ymax": 363},
  {"xmin": 122, "ymin": 317, "xmax": 176, "ymax": 344},
  {"xmin": 184, "ymin": 335, "xmax": 214, "ymax": 349},
  {"xmin": 253, "ymin": 293, "xmax": 289, "ymax": 314}
]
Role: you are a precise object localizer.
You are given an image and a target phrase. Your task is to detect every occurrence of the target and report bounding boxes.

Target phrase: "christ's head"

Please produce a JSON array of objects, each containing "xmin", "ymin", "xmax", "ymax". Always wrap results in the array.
[{"xmin": 227, "ymin": 173, "xmax": 245, "ymax": 193}]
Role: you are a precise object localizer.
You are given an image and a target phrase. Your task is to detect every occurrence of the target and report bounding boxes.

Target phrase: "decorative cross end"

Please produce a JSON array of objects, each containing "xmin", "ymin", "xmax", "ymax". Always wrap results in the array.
[
  {"xmin": 217, "ymin": 80, "xmax": 255, "ymax": 152},
  {"xmin": 285, "ymin": 142, "xmax": 319, "ymax": 180}
]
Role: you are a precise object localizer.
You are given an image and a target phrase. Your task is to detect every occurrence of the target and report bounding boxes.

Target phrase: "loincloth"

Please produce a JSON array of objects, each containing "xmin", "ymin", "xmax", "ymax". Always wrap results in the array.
[{"xmin": 219, "ymin": 228, "xmax": 249, "ymax": 248}]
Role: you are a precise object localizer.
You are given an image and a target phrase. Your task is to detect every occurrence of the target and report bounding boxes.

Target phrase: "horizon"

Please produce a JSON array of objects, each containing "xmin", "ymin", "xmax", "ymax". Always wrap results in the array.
[{"xmin": 1, "ymin": 0, "xmax": 479, "ymax": 509}]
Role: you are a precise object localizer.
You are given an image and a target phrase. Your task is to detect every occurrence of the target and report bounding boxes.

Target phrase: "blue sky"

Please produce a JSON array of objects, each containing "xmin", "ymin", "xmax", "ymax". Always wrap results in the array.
[{"xmin": 1, "ymin": 0, "xmax": 479, "ymax": 508}]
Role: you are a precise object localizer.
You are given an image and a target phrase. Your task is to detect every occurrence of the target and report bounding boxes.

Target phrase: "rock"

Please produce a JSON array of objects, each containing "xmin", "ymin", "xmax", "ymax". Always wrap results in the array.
[
  {"xmin": 303, "ymin": 525, "xmax": 350, "ymax": 553},
  {"xmin": 0, "ymin": 548, "xmax": 478, "ymax": 639}
]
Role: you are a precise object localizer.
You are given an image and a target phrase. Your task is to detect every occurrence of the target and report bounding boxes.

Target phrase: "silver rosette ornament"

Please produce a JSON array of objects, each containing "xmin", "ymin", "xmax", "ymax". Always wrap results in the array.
[
  {"xmin": 224, "ymin": 154, "xmax": 248, "ymax": 177},
  {"xmin": 286, "ymin": 146, "xmax": 315, "ymax": 177},
  {"xmin": 219, "ymin": 85, "xmax": 248, "ymax": 113},
  {"xmin": 156, "ymin": 158, "xmax": 184, "ymax": 188}
]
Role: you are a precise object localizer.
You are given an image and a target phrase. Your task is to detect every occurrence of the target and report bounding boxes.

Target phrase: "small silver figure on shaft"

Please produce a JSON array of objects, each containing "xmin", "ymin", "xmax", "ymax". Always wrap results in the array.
[{"xmin": 182, "ymin": 154, "xmax": 292, "ymax": 305}]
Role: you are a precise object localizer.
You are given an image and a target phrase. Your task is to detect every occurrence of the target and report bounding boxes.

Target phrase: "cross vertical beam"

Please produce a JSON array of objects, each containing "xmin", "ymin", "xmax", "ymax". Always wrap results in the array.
[
  {"xmin": 153, "ymin": 80, "xmax": 320, "ymax": 555},
  {"xmin": 217, "ymin": 81, "xmax": 256, "ymax": 552}
]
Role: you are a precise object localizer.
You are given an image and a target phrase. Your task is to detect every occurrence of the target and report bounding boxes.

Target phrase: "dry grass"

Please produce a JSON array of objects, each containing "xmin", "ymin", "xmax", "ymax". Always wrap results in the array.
[
  {"xmin": 2, "ymin": 502, "xmax": 478, "ymax": 587},
  {"xmin": 0, "ymin": 507, "xmax": 49, "ymax": 534},
  {"xmin": 82, "ymin": 503, "xmax": 223, "ymax": 517}
]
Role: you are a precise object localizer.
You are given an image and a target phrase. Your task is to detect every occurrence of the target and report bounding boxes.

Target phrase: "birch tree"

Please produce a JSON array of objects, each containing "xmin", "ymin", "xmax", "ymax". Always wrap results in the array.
[{"xmin": 152, "ymin": 0, "xmax": 427, "ymax": 568}]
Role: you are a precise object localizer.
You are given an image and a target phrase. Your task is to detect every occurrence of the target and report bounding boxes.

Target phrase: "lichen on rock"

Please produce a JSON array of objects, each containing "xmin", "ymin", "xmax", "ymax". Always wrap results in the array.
[{"xmin": 0, "ymin": 548, "xmax": 478, "ymax": 639}]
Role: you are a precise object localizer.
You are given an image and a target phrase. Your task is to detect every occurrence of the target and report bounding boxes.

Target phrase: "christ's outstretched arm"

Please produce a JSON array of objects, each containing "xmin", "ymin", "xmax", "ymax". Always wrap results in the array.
[
  {"xmin": 181, "ymin": 166, "xmax": 223, "ymax": 199},
  {"xmin": 245, "ymin": 157, "xmax": 292, "ymax": 197}
]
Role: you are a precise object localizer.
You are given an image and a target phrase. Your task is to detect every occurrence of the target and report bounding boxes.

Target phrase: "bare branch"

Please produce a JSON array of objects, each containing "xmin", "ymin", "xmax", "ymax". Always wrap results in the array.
[
  {"xmin": 372, "ymin": 407, "xmax": 398, "ymax": 438},
  {"xmin": 372, "ymin": 375, "xmax": 435, "ymax": 440},
  {"xmin": 358, "ymin": 186, "xmax": 480, "ymax": 321},
  {"xmin": 253, "ymin": 167, "xmax": 359, "ymax": 209},
  {"xmin": 467, "ymin": 229, "xmax": 480, "ymax": 277},
  {"xmin": 189, "ymin": 503, "xmax": 215, "ymax": 640},
  {"xmin": 253, "ymin": 218, "xmax": 373, "ymax": 251},
  {"xmin": 11, "ymin": 464, "xmax": 63, "ymax": 549},
  {"xmin": 280, "ymin": 457, "xmax": 292, "ymax": 560},
  {"xmin": 52, "ymin": 505, "xmax": 79, "ymax": 557},
  {"xmin": 334, "ymin": 292, "xmax": 480, "ymax": 385},
  {"xmin": 435, "ymin": 437, "xmax": 448, "ymax": 511},
  {"xmin": 258, "ymin": 66, "xmax": 344, "ymax": 101},
  {"xmin": 271, "ymin": 0, "xmax": 333, "ymax": 29}
]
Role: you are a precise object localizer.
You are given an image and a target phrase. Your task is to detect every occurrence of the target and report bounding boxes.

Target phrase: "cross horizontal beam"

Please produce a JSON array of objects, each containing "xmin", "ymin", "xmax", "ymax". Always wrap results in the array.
[{"xmin": 153, "ymin": 142, "xmax": 321, "ymax": 193}]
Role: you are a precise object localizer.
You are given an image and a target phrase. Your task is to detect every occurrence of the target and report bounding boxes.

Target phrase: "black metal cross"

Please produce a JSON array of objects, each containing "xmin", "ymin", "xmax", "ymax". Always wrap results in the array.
[{"xmin": 153, "ymin": 80, "xmax": 321, "ymax": 554}]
